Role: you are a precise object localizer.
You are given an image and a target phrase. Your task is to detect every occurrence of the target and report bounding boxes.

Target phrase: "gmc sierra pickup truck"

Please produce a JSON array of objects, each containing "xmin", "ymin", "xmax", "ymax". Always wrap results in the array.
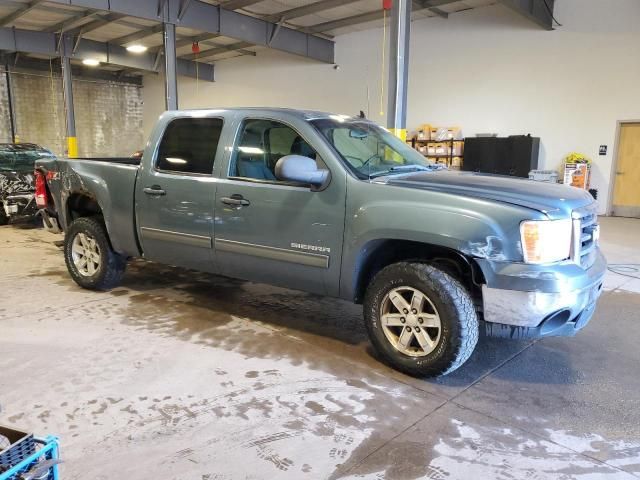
[{"xmin": 35, "ymin": 108, "xmax": 606, "ymax": 377}]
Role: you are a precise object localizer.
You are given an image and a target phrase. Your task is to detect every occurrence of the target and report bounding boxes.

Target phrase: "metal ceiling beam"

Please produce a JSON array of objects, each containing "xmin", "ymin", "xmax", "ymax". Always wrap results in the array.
[
  {"xmin": 177, "ymin": 0, "xmax": 193, "ymax": 20},
  {"xmin": 0, "ymin": 53, "xmax": 143, "ymax": 84},
  {"xmin": 263, "ymin": 0, "xmax": 362, "ymax": 22},
  {"xmin": 305, "ymin": 0, "xmax": 458, "ymax": 33},
  {"xmin": 181, "ymin": 41, "xmax": 254, "ymax": 61},
  {"xmin": 45, "ymin": 9, "xmax": 100, "ymax": 33},
  {"xmin": 41, "ymin": 0, "xmax": 334, "ymax": 63},
  {"xmin": 499, "ymin": 0, "xmax": 554, "ymax": 30},
  {"xmin": 68, "ymin": 13, "xmax": 127, "ymax": 36},
  {"xmin": 1, "ymin": 0, "xmax": 73, "ymax": 16},
  {"xmin": 0, "ymin": 26, "xmax": 214, "ymax": 81},
  {"xmin": 199, "ymin": 40, "xmax": 255, "ymax": 56},
  {"xmin": 413, "ymin": 0, "xmax": 447, "ymax": 18},
  {"xmin": 147, "ymin": 33, "xmax": 220, "ymax": 53},
  {"xmin": 176, "ymin": 33, "xmax": 220, "ymax": 50},
  {"xmin": 110, "ymin": 24, "xmax": 164, "ymax": 45},
  {"xmin": 0, "ymin": 0, "xmax": 46, "ymax": 27},
  {"xmin": 305, "ymin": 10, "xmax": 382, "ymax": 33},
  {"xmin": 220, "ymin": 0, "xmax": 264, "ymax": 11}
]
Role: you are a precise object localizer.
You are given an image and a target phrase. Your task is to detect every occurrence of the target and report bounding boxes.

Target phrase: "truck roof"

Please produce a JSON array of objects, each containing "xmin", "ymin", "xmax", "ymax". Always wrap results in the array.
[{"xmin": 161, "ymin": 107, "xmax": 363, "ymax": 122}]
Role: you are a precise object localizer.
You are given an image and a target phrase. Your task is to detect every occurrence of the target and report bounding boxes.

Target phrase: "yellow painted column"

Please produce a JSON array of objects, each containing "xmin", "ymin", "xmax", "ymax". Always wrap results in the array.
[
  {"xmin": 61, "ymin": 56, "xmax": 78, "ymax": 159},
  {"xmin": 67, "ymin": 136, "xmax": 78, "ymax": 158},
  {"xmin": 388, "ymin": 128, "xmax": 407, "ymax": 142}
]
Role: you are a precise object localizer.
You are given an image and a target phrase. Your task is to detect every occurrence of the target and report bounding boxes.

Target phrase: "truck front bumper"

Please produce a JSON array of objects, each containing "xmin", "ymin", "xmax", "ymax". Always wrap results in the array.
[{"xmin": 476, "ymin": 250, "xmax": 606, "ymax": 339}]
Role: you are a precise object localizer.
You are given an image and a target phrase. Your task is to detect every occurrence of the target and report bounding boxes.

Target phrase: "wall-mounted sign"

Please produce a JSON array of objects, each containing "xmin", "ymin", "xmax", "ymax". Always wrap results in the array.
[{"xmin": 599, "ymin": 145, "xmax": 608, "ymax": 156}]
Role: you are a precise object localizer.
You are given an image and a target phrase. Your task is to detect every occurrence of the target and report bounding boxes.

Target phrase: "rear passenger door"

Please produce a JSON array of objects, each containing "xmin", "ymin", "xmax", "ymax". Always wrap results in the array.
[
  {"xmin": 214, "ymin": 117, "xmax": 346, "ymax": 296},
  {"xmin": 135, "ymin": 116, "xmax": 223, "ymax": 272}
]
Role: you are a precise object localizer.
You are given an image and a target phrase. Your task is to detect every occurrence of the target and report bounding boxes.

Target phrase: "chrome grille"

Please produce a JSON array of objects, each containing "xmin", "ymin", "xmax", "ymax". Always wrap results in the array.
[{"xmin": 571, "ymin": 203, "xmax": 599, "ymax": 269}]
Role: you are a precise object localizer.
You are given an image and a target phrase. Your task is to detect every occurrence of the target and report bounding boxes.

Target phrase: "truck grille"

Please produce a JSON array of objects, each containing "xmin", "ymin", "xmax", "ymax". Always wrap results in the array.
[{"xmin": 571, "ymin": 203, "xmax": 599, "ymax": 269}]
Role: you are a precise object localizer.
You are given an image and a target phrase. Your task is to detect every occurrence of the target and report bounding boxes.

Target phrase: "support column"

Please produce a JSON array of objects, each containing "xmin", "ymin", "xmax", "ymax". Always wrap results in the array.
[
  {"xmin": 163, "ymin": 22, "xmax": 178, "ymax": 110},
  {"xmin": 4, "ymin": 64, "xmax": 16, "ymax": 143},
  {"xmin": 386, "ymin": 0, "xmax": 411, "ymax": 141},
  {"xmin": 61, "ymin": 56, "xmax": 77, "ymax": 157}
]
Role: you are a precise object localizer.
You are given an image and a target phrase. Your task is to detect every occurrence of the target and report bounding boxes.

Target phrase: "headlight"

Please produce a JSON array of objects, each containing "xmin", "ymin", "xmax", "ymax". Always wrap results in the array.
[{"xmin": 520, "ymin": 219, "xmax": 572, "ymax": 264}]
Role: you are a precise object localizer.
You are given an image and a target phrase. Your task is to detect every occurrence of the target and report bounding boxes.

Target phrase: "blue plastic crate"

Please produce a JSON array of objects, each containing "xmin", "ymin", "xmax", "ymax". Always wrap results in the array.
[{"xmin": 0, "ymin": 426, "xmax": 59, "ymax": 480}]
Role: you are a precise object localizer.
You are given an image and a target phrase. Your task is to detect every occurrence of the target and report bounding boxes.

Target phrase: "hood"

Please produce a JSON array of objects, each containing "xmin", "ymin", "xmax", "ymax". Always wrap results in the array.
[
  {"xmin": 0, "ymin": 171, "xmax": 35, "ymax": 199},
  {"xmin": 374, "ymin": 170, "xmax": 593, "ymax": 218}
]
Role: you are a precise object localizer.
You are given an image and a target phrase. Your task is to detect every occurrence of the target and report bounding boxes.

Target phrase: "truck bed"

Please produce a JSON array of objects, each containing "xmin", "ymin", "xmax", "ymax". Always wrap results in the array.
[
  {"xmin": 73, "ymin": 157, "xmax": 141, "ymax": 166},
  {"xmin": 35, "ymin": 156, "xmax": 141, "ymax": 257}
]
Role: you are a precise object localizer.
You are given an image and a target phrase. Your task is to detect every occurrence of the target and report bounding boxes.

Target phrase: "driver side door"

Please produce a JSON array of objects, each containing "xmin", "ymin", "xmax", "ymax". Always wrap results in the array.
[{"xmin": 214, "ymin": 117, "xmax": 346, "ymax": 296}]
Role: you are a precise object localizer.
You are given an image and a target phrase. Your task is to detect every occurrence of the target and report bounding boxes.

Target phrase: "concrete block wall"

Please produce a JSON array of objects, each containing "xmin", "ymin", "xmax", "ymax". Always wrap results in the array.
[
  {"xmin": 0, "ymin": 69, "xmax": 144, "ymax": 157},
  {"xmin": 10, "ymin": 72, "xmax": 66, "ymax": 152},
  {"xmin": 73, "ymin": 80, "xmax": 144, "ymax": 157},
  {"xmin": 0, "ymin": 74, "xmax": 13, "ymax": 142}
]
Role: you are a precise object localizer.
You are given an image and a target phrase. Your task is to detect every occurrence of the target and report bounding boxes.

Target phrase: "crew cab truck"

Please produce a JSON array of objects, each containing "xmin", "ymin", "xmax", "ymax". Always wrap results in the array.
[{"xmin": 35, "ymin": 108, "xmax": 606, "ymax": 377}]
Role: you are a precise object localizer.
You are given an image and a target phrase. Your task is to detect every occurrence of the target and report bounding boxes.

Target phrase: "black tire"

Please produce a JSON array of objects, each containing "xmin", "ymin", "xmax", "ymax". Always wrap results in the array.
[
  {"xmin": 364, "ymin": 262, "xmax": 478, "ymax": 377},
  {"xmin": 64, "ymin": 216, "xmax": 126, "ymax": 290},
  {"xmin": 0, "ymin": 204, "xmax": 8, "ymax": 225}
]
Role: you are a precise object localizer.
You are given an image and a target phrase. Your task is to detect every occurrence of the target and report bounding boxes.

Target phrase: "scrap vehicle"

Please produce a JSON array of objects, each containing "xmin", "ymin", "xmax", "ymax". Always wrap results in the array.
[
  {"xmin": 0, "ymin": 143, "xmax": 54, "ymax": 224},
  {"xmin": 34, "ymin": 108, "xmax": 606, "ymax": 377}
]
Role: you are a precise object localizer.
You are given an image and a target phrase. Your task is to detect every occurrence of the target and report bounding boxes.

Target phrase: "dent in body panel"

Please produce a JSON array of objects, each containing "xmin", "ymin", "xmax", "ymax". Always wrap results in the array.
[
  {"xmin": 52, "ymin": 160, "xmax": 141, "ymax": 257},
  {"xmin": 338, "ymin": 176, "xmax": 553, "ymax": 301},
  {"xmin": 460, "ymin": 236, "xmax": 509, "ymax": 262}
]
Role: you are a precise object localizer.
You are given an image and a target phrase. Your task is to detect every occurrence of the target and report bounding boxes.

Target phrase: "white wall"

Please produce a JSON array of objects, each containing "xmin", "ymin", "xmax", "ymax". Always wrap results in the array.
[
  {"xmin": 141, "ymin": 42, "xmax": 380, "ymax": 135},
  {"xmin": 142, "ymin": 0, "xmax": 640, "ymax": 214}
]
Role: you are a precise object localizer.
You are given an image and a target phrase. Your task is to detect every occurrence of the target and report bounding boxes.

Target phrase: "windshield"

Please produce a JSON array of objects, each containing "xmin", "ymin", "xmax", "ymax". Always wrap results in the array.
[
  {"xmin": 0, "ymin": 148, "xmax": 53, "ymax": 173},
  {"xmin": 310, "ymin": 117, "xmax": 436, "ymax": 179}
]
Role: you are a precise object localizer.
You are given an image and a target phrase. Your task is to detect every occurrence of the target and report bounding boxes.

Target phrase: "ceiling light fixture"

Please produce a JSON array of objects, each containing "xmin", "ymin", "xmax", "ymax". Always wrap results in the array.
[
  {"xmin": 165, "ymin": 157, "xmax": 187, "ymax": 164},
  {"xmin": 238, "ymin": 146, "xmax": 264, "ymax": 155},
  {"xmin": 126, "ymin": 44, "xmax": 148, "ymax": 53},
  {"xmin": 82, "ymin": 58, "xmax": 100, "ymax": 67}
]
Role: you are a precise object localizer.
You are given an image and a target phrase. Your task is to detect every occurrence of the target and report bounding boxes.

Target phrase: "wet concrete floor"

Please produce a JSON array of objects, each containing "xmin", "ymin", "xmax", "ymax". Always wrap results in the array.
[{"xmin": 0, "ymin": 216, "xmax": 639, "ymax": 479}]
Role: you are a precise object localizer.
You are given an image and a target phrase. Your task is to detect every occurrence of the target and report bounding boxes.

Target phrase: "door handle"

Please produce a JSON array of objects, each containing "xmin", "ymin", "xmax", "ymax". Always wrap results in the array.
[
  {"xmin": 616, "ymin": 171, "xmax": 625, "ymax": 175},
  {"xmin": 143, "ymin": 186, "xmax": 166, "ymax": 196},
  {"xmin": 220, "ymin": 194, "xmax": 250, "ymax": 206}
]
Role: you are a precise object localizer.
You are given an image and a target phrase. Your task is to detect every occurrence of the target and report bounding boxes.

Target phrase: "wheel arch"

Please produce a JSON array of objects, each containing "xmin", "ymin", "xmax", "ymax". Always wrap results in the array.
[
  {"xmin": 349, "ymin": 238, "xmax": 485, "ymax": 305},
  {"xmin": 66, "ymin": 191, "xmax": 103, "ymax": 222}
]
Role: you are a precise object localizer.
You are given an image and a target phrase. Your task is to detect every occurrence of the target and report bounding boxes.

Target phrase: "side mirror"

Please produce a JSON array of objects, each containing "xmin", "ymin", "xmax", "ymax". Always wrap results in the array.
[{"xmin": 275, "ymin": 155, "xmax": 330, "ymax": 187}]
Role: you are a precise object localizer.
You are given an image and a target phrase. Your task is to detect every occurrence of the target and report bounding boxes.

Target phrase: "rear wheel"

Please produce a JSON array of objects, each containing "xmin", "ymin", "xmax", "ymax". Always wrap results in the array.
[
  {"xmin": 64, "ymin": 216, "xmax": 126, "ymax": 290},
  {"xmin": 364, "ymin": 262, "xmax": 478, "ymax": 377}
]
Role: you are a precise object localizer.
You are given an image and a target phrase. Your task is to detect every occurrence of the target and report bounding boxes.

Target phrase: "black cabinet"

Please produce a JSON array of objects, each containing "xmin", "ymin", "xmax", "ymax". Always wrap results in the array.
[{"xmin": 462, "ymin": 135, "xmax": 539, "ymax": 177}]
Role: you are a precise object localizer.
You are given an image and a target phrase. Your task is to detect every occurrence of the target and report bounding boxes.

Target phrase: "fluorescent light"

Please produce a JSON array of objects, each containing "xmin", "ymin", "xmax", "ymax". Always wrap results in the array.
[
  {"xmin": 165, "ymin": 157, "xmax": 187, "ymax": 164},
  {"xmin": 82, "ymin": 58, "xmax": 100, "ymax": 67},
  {"xmin": 238, "ymin": 146, "xmax": 264, "ymax": 154},
  {"xmin": 126, "ymin": 44, "xmax": 148, "ymax": 53}
]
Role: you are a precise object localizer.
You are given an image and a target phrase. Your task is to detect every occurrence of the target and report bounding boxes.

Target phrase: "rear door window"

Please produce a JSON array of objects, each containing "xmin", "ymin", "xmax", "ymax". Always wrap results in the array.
[{"xmin": 156, "ymin": 117, "xmax": 223, "ymax": 174}]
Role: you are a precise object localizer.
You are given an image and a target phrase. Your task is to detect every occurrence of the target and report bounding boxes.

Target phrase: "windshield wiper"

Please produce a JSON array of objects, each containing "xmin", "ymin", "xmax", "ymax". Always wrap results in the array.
[{"xmin": 368, "ymin": 164, "xmax": 434, "ymax": 179}]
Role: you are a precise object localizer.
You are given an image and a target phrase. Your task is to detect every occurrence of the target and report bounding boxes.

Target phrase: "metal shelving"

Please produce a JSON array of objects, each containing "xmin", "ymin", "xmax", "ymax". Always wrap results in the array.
[{"xmin": 409, "ymin": 138, "xmax": 464, "ymax": 169}]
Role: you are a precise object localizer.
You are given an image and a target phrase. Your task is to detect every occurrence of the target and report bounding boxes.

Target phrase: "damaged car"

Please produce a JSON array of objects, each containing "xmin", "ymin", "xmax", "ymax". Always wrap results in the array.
[
  {"xmin": 0, "ymin": 143, "xmax": 54, "ymax": 225},
  {"xmin": 34, "ymin": 109, "xmax": 606, "ymax": 377}
]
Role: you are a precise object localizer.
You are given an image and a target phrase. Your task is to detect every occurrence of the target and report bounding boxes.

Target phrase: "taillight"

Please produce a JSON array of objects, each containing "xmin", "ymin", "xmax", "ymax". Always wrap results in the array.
[{"xmin": 35, "ymin": 170, "xmax": 48, "ymax": 208}]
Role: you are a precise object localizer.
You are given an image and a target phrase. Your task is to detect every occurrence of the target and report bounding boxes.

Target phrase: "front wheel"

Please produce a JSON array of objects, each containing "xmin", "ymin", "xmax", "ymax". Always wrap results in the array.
[
  {"xmin": 364, "ymin": 262, "xmax": 479, "ymax": 377},
  {"xmin": 64, "ymin": 216, "xmax": 126, "ymax": 290}
]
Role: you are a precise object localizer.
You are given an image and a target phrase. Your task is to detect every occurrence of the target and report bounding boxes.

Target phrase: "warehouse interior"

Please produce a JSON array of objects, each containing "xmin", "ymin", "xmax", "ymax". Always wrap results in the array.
[{"xmin": 1, "ymin": 0, "xmax": 639, "ymax": 479}]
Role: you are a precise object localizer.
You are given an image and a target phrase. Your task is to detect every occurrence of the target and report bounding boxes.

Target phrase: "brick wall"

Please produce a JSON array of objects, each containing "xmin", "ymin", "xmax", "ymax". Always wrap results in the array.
[{"xmin": 0, "ymin": 69, "xmax": 144, "ymax": 157}]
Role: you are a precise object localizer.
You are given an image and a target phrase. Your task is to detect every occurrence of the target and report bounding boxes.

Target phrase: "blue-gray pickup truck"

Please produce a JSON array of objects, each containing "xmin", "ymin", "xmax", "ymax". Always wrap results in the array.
[{"xmin": 34, "ymin": 108, "xmax": 606, "ymax": 377}]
